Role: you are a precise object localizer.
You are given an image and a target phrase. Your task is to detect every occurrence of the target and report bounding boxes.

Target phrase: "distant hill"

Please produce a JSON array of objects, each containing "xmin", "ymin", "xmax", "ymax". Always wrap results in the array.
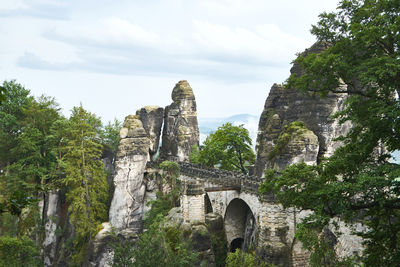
[{"xmin": 198, "ymin": 114, "xmax": 259, "ymax": 148}]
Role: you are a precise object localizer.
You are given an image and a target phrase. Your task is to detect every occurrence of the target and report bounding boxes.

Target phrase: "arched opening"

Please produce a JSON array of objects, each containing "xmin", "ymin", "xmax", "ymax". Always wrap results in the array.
[
  {"xmin": 224, "ymin": 198, "xmax": 256, "ymax": 252},
  {"xmin": 204, "ymin": 193, "xmax": 213, "ymax": 214},
  {"xmin": 230, "ymin": 237, "xmax": 244, "ymax": 252}
]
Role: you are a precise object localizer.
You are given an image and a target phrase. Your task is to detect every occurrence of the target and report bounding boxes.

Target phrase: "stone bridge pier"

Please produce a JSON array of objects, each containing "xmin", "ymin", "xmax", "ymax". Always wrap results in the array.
[{"xmin": 181, "ymin": 179, "xmax": 205, "ymax": 224}]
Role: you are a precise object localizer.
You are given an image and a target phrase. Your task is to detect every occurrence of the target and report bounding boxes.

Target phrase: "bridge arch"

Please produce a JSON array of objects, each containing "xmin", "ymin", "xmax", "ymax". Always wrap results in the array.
[{"xmin": 224, "ymin": 198, "xmax": 256, "ymax": 252}]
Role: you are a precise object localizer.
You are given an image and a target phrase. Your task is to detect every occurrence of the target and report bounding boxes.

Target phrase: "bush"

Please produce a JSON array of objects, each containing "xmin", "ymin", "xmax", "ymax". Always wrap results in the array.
[
  {"xmin": 0, "ymin": 236, "xmax": 41, "ymax": 267},
  {"xmin": 226, "ymin": 249, "xmax": 274, "ymax": 267},
  {"xmin": 111, "ymin": 216, "xmax": 198, "ymax": 267}
]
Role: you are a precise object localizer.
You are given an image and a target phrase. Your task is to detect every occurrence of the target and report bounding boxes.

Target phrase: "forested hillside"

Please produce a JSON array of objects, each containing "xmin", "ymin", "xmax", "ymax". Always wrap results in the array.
[{"xmin": 0, "ymin": 80, "xmax": 121, "ymax": 266}]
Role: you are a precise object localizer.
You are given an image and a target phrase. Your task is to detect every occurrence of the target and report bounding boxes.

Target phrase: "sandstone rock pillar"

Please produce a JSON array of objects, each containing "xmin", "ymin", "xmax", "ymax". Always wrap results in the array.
[
  {"xmin": 160, "ymin": 80, "xmax": 199, "ymax": 162},
  {"xmin": 109, "ymin": 115, "xmax": 150, "ymax": 230}
]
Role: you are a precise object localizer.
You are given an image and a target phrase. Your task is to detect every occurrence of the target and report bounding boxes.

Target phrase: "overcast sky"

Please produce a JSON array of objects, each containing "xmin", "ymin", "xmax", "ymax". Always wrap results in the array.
[{"xmin": 0, "ymin": 0, "xmax": 339, "ymax": 123}]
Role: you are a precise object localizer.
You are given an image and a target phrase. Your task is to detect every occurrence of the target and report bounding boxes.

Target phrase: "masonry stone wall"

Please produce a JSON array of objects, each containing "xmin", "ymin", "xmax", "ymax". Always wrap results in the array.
[{"xmin": 181, "ymin": 180, "xmax": 205, "ymax": 224}]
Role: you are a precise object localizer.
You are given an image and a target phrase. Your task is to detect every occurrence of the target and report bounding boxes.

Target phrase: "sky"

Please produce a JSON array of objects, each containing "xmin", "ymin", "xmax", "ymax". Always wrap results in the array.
[{"xmin": 0, "ymin": 0, "xmax": 340, "ymax": 123}]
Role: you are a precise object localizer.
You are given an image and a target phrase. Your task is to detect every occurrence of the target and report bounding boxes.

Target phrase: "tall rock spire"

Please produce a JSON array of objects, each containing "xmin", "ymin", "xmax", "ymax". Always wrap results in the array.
[
  {"xmin": 109, "ymin": 115, "xmax": 150, "ymax": 229},
  {"xmin": 160, "ymin": 80, "xmax": 200, "ymax": 162}
]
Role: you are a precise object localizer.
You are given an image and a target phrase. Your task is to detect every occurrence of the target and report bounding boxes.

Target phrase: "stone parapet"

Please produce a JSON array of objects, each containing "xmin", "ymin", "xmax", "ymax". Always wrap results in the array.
[{"xmin": 178, "ymin": 162, "xmax": 264, "ymax": 195}]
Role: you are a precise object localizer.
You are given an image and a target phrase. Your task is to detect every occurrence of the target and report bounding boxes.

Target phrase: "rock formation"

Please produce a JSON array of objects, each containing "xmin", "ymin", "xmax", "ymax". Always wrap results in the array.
[
  {"xmin": 88, "ymin": 81, "xmax": 200, "ymax": 266},
  {"xmin": 162, "ymin": 207, "xmax": 223, "ymax": 266},
  {"xmin": 88, "ymin": 115, "xmax": 155, "ymax": 266},
  {"xmin": 255, "ymin": 43, "xmax": 351, "ymax": 177},
  {"xmin": 42, "ymin": 190, "xmax": 61, "ymax": 267},
  {"xmin": 254, "ymin": 44, "xmax": 362, "ymax": 265},
  {"xmin": 136, "ymin": 106, "xmax": 164, "ymax": 160},
  {"xmin": 109, "ymin": 115, "xmax": 150, "ymax": 230},
  {"xmin": 160, "ymin": 80, "xmax": 200, "ymax": 161}
]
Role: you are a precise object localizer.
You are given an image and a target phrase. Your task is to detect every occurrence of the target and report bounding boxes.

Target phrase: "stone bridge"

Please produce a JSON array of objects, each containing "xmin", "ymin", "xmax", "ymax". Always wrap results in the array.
[
  {"xmin": 177, "ymin": 162, "xmax": 364, "ymax": 267},
  {"xmin": 178, "ymin": 162, "xmax": 304, "ymax": 266}
]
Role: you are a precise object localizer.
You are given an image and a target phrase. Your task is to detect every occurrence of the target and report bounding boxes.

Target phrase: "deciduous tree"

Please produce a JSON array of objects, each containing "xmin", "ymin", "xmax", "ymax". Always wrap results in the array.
[
  {"xmin": 260, "ymin": 0, "xmax": 400, "ymax": 265},
  {"xmin": 194, "ymin": 123, "xmax": 255, "ymax": 175}
]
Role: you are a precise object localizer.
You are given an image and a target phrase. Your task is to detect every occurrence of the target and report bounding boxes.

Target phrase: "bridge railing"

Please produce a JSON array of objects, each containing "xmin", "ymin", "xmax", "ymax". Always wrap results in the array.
[{"xmin": 178, "ymin": 162, "xmax": 264, "ymax": 194}]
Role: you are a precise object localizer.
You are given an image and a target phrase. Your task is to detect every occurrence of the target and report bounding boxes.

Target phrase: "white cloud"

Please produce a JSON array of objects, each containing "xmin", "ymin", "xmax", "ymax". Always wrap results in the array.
[
  {"xmin": 0, "ymin": 0, "xmax": 340, "ymax": 123},
  {"xmin": 191, "ymin": 20, "xmax": 308, "ymax": 65},
  {"xmin": 101, "ymin": 18, "xmax": 160, "ymax": 46},
  {"xmin": 45, "ymin": 18, "xmax": 160, "ymax": 48},
  {"xmin": 197, "ymin": 0, "xmax": 266, "ymax": 16},
  {"xmin": 0, "ymin": 0, "xmax": 29, "ymax": 11},
  {"xmin": 19, "ymin": 16, "xmax": 307, "ymax": 80}
]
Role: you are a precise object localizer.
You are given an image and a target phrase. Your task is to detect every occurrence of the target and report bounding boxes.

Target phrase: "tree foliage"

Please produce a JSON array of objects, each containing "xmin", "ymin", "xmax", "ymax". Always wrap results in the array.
[
  {"xmin": 0, "ymin": 81, "xmax": 62, "ymax": 220},
  {"xmin": 0, "ymin": 81, "xmax": 121, "ymax": 264},
  {"xmin": 226, "ymin": 249, "xmax": 274, "ymax": 267},
  {"xmin": 111, "ymin": 215, "xmax": 198, "ymax": 267},
  {"xmin": 62, "ymin": 105, "xmax": 109, "ymax": 265},
  {"xmin": 261, "ymin": 0, "xmax": 400, "ymax": 265},
  {"xmin": 0, "ymin": 236, "xmax": 42, "ymax": 267},
  {"xmin": 193, "ymin": 123, "xmax": 255, "ymax": 174},
  {"xmin": 101, "ymin": 119, "xmax": 122, "ymax": 164},
  {"xmin": 144, "ymin": 161, "xmax": 180, "ymax": 228}
]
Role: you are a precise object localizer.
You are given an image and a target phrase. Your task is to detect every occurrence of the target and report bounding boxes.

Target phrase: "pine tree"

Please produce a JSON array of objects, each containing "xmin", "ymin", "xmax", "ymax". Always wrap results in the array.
[{"xmin": 62, "ymin": 105, "xmax": 108, "ymax": 265}]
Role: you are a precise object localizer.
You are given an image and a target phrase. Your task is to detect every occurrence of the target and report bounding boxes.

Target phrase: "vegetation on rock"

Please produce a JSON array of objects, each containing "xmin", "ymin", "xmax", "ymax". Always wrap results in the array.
[
  {"xmin": 111, "ymin": 161, "xmax": 198, "ymax": 267},
  {"xmin": 111, "ymin": 215, "xmax": 198, "ymax": 267},
  {"xmin": 267, "ymin": 121, "xmax": 307, "ymax": 160},
  {"xmin": 226, "ymin": 249, "xmax": 275, "ymax": 267},
  {"xmin": 261, "ymin": 0, "xmax": 400, "ymax": 265}
]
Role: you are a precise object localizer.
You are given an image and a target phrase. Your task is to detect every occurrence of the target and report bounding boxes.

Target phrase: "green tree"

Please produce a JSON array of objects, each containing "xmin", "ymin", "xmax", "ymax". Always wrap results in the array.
[
  {"xmin": 196, "ymin": 123, "xmax": 255, "ymax": 174},
  {"xmin": 101, "ymin": 119, "xmax": 122, "ymax": 164},
  {"xmin": 0, "ymin": 81, "xmax": 62, "ymax": 239},
  {"xmin": 62, "ymin": 105, "xmax": 109, "ymax": 265},
  {"xmin": 261, "ymin": 0, "xmax": 400, "ymax": 265},
  {"xmin": 0, "ymin": 236, "xmax": 42, "ymax": 267}
]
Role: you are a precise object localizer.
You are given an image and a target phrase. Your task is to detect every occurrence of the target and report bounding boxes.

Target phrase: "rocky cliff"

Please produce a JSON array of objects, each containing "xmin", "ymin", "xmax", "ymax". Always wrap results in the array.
[
  {"xmin": 86, "ymin": 81, "xmax": 200, "ymax": 266},
  {"xmin": 255, "ymin": 43, "xmax": 351, "ymax": 176},
  {"xmin": 254, "ymin": 44, "xmax": 362, "ymax": 266},
  {"xmin": 160, "ymin": 80, "xmax": 200, "ymax": 161}
]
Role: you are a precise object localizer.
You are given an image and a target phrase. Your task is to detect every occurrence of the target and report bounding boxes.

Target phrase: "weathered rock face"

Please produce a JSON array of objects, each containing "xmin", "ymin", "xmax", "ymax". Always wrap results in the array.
[
  {"xmin": 255, "ymin": 43, "xmax": 351, "ymax": 177},
  {"xmin": 86, "ymin": 222, "xmax": 114, "ymax": 267},
  {"xmin": 89, "ymin": 115, "xmax": 152, "ymax": 266},
  {"xmin": 163, "ymin": 208, "xmax": 219, "ymax": 267},
  {"xmin": 136, "ymin": 106, "xmax": 164, "ymax": 160},
  {"xmin": 109, "ymin": 115, "xmax": 150, "ymax": 230},
  {"xmin": 42, "ymin": 190, "xmax": 61, "ymax": 267},
  {"xmin": 265, "ymin": 122, "xmax": 319, "ymax": 172},
  {"xmin": 160, "ymin": 80, "xmax": 199, "ymax": 162}
]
